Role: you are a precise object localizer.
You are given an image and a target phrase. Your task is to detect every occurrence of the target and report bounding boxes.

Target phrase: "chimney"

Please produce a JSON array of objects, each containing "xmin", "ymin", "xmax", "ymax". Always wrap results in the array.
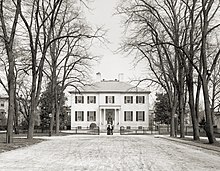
[
  {"xmin": 96, "ymin": 72, "xmax": 101, "ymax": 82},
  {"xmin": 118, "ymin": 73, "xmax": 124, "ymax": 82}
]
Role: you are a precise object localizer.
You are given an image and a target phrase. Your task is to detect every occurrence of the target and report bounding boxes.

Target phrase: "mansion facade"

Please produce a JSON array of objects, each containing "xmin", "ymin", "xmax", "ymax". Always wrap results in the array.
[{"xmin": 69, "ymin": 73, "xmax": 151, "ymax": 132}]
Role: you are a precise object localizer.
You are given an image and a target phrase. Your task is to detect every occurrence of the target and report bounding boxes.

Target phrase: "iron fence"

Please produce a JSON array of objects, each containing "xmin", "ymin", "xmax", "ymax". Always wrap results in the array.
[
  {"xmin": 120, "ymin": 126, "xmax": 159, "ymax": 135},
  {"xmin": 70, "ymin": 127, "xmax": 100, "ymax": 135}
]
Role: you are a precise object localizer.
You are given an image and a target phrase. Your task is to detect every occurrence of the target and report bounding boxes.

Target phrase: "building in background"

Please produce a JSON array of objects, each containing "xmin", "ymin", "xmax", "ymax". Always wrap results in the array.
[
  {"xmin": 69, "ymin": 73, "xmax": 150, "ymax": 132},
  {"xmin": 0, "ymin": 96, "xmax": 8, "ymax": 129}
]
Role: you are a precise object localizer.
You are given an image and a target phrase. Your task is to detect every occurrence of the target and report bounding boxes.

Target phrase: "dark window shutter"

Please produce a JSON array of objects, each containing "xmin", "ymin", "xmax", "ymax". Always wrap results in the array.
[
  {"xmin": 87, "ymin": 111, "xmax": 89, "ymax": 121},
  {"xmin": 75, "ymin": 111, "xmax": 77, "ymax": 121},
  {"xmin": 136, "ymin": 111, "xmax": 138, "ymax": 121},
  {"xmin": 75, "ymin": 96, "xmax": 77, "ymax": 104},
  {"xmin": 143, "ymin": 112, "xmax": 145, "ymax": 121},
  {"xmin": 106, "ymin": 96, "xmax": 108, "ymax": 103},
  {"xmin": 131, "ymin": 96, "xmax": 133, "ymax": 103},
  {"xmin": 113, "ymin": 96, "xmax": 115, "ymax": 103},
  {"xmin": 124, "ymin": 96, "xmax": 126, "ymax": 104},
  {"xmin": 136, "ymin": 96, "xmax": 138, "ymax": 104},
  {"xmin": 94, "ymin": 111, "xmax": 96, "ymax": 121},
  {"xmin": 94, "ymin": 96, "xmax": 96, "ymax": 103},
  {"xmin": 143, "ymin": 96, "xmax": 145, "ymax": 103},
  {"xmin": 82, "ymin": 111, "xmax": 84, "ymax": 121},
  {"xmin": 131, "ymin": 111, "xmax": 133, "ymax": 121},
  {"xmin": 87, "ymin": 96, "xmax": 89, "ymax": 104},
  {"xmin": 82, "ymin": 96, "xmax": 84, "ymax": 103},
  {"xmin": 124, "ymin": 112, "xmax": 126, "ymax": 121}
]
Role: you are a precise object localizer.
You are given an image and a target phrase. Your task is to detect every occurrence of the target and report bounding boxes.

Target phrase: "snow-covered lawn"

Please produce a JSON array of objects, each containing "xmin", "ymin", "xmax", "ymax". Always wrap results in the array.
[{"xmin": 0, "ymin": 134, "xmax": 219, "ymax": 171}]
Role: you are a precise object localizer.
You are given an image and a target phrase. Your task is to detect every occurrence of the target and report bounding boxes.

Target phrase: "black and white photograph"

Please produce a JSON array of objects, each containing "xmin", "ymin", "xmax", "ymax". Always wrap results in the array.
[{"xmin": 0, "ymin": 0, "xmax": 220, "ymax": 170}]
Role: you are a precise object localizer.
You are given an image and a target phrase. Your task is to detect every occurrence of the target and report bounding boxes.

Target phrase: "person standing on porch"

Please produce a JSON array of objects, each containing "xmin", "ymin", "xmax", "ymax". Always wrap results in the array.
[
  {"xmin": 110, "ymin": 123, "xmax": 114, "ymax": 135},
  {"xmin": 107, "ymin": 124, "xmax": 111, "ymax": 135}
]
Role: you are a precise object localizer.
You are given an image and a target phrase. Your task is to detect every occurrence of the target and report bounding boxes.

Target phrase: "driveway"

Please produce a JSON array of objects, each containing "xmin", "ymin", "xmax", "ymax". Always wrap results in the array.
[{"xmin": 0, "ymin": 134, "xmax": 219, "ymax": 171}]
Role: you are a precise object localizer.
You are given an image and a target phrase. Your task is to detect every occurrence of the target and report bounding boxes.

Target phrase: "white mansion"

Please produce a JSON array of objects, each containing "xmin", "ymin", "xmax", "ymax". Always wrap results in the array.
[{"xmin": 69, "ymin": 73, "xmax": 151, "ymax": 132}]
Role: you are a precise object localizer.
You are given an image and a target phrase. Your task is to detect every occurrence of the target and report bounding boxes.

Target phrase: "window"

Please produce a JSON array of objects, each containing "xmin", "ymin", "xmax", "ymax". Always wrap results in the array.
[
  {"xmin": 75, "ymin": 96, "xmax": 84, "ymax": 104},
  {"xmin": 124, "ymin": 111, "xmax": 133, "ymax": 121},
  {"xmin": 87, "ymin": 96, "xmax": 96, "ymax": 104},
  {"xmin": 136, "ymin": 96, "xmax": 145, "ymax": 104},
  {"xmin": 105, "ymin": 96, "xmax": 115, "ymax": 104},
  {"xmin": 75, "ymin": 111, "xmax": 84, "ymax": 121},
  {"xmin": 124, "ymin": 96, "xmax": 133, "ymax": 104},
  {"xmin": 136, "ymin": 111, "xmax": 145, "ymax": 121},
  {"xmin": 0, "ymin": 103, "xmax": 4, "ymax": 107},
  {"xmin": 87, "ymin": 111, "xmax": 96, "ymax": 121}
]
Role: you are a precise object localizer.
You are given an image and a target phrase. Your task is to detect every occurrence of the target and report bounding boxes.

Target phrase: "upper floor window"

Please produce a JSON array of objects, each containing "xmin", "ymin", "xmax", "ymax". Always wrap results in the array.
[
  {"xmin": 105, "ymin": 96, "xmax": 115, "ymax": 104},
  {"xmin": 75, "ymin": 96, "xmax": 84, "ymax": 104},
  {"xmin": 87, "ymin": 96, "xmax": 96, "ymax": 104},
  {"xmin": 124, "ymin": 111, "xmax": 133, "ymax": 121},
  {"xmin": 136, "ymin": 111, "xmax": 145, "ymax": 121},
  {"xmin": 87, "ymin": 111, "xmax": 96, "ymax": 121},
  {"xmin": 75, "ymin": 111, "xmax": 84, "ymax": 121},
  {"xmin": 124, "ymin": 96, "xmax": 133, "ymax": 104},
  {"xmin": 136, "ymin": 96, "xmax": 145, "ymax": 104},
  {"xmin": 0, "ymin": 103, "xmax": 4, "ymax": 107}
]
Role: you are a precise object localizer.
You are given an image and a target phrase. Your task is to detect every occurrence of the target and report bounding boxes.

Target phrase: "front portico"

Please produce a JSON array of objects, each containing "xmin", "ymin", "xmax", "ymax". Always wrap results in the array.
[{"xmin": 99, "ymin": 105, "xmax": 121, "ymax": 131}]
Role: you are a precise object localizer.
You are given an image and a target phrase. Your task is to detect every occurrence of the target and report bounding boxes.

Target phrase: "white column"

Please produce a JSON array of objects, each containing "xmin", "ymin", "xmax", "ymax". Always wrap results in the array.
[
  {"xmin": 118, "ymin": 109, "xmax": 121, "ymax": 126},
  {"xmin": 114, "ymin": 109, "xmax": 117, "ymax": 127},
  {"xmin": 85, "ymin": 111, "xmax": 87, "ymax": 122},
  {"xmin": 99, "ymin": 108, "xmax": 101, "ymax": 127},
  {"xmin": 100, "ymin": 109, "xmax": 103, "ymax": 131},
  {"xmin": 104, "ymin": 109, "xmax": 106, "ymax": 126},
  {"xmin": 71, "ymin": 110, "xmax": 75, "ymax": 129}
]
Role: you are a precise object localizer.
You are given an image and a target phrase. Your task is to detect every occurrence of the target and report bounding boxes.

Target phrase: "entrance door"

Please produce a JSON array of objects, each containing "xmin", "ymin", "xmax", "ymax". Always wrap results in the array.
[{"xmin": 106, "ymin": 109, "xmax": 115, "ymax": 124}]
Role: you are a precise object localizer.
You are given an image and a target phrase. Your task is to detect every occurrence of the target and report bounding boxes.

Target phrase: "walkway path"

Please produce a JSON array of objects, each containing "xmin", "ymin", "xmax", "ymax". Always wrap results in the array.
[{"xmin": 0, "ymin": 134, "xmax": 219, "ymax": 171}]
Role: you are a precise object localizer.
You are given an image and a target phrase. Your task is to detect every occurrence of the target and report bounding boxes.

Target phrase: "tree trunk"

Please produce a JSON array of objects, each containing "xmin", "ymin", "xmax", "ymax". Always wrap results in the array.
[
  {"xmin": 50, "ymin": 66, "xmax": 56, "ymax": 136},
  {"xmin": 200, "ymin": 0, "xmax": 216, "ymax": 144},
  {"xmin": 188, "ymin": 80, "xmax": 200, "ymax": 141},
  {"xmin": 55, "ymin": 86, "xmax": 63, "ymax": 134},
  {"xmin": 14, "ymin": 97, "xmax": 19, "ymax": 134},
  {"xmin": 179, "ymin": 91, "xmax": 185, "ymax": 138},
  {"xmin": 170, "ymin": 109, "xmax": 175, "ymax": 137},
  {"xmin": 7, "ymin": 52, "xmax": 16, "ymax": 143},
  {"xmin": 170, "ymin": 94, "xmax": 178, "ymax": 137},
  {"xmin": 55, "ymin": 101, "xmax": 60, "ymax": 134},
  {"xmin": 195, "ymin": 78, "xmax": 201, "ymax": 121},
  {"xmin": 186, "ymin": 0, "xmax": 200, "ymax": 141},
  {"xmin": 202, "ymin": 78, "xmax": 216, "ymax": 143},
  {"xmin": 49, "ymin": 105, "xmax": 56, "ymax": 136},
  {"xmin": 28, "ymin": 101, "xmax": 35, "ymax": 139},
  {"xmin": 210, "ymin": 76, "xmax": 216, "ymax": 125},
  {"xmin": 178, "ymin": 60, "xmax": 185, "ymax": 138},
  {"xmin": 27, "ymin": 75, "xmax": 37, "ymax": 139}
]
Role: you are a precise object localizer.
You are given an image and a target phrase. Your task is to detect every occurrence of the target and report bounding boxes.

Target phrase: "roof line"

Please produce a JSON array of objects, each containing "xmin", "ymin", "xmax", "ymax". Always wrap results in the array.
[{"xmin": 69, "ymin": 91, "xmax": 151, "ymax": 94}]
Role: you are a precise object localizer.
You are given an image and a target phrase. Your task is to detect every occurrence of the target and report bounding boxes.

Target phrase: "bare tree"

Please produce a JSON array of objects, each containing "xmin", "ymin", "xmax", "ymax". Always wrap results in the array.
[
  {"xmin": 44, "ymin": 1, "xmax": 103, "ymax": 134},
  {"xmin": 118, "ymin": 0, "xmax": 188, "ymax": 137},
  {"xmin": 0, "ymin": 0, "xmax": 21, "ymax": 143},
  {"xmin": 118, "ymin": 0, "xmax": 220, "ymax": 143},
  {"xmin": 19, "ymin": 0, "xmax": 72, "ymax": 139},
  {"xmin": 17, "ymin": 0, "xmax": 103, "ymax": 137}
]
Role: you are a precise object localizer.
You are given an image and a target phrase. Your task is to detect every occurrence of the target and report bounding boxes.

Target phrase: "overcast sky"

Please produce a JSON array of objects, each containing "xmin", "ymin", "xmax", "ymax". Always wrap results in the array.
[{"xmin": 85, "ymin": 0, "xmax": 146, "ymax": 82}]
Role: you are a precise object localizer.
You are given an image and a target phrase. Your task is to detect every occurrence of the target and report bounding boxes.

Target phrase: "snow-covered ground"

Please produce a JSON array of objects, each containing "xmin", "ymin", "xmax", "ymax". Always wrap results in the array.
[{"xmin": 0, "ymin": 134, "xmax": 219, "ymax": 171}]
